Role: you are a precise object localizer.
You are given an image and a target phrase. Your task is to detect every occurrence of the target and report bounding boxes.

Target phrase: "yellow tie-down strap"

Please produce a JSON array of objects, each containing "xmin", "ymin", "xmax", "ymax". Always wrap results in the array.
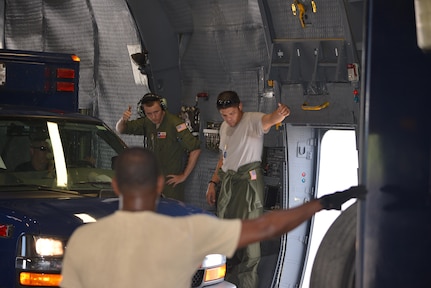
[{"xmin": 301, "ymin": 101, "xmax": 330, "ymax": 111}]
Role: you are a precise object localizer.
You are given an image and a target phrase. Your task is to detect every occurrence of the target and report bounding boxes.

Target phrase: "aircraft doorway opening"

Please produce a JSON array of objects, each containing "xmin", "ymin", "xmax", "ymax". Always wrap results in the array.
[{"xmin": 302, "ymin": 130, "xmax": 358, "ymax": 288}]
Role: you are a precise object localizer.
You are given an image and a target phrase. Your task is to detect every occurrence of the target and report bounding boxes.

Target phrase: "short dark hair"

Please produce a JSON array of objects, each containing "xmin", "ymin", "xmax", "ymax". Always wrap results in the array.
[
  {"xmin": 216, "ymin": 91, "xmax": 241, "ymax": 110},
  {"xmin": 114, "ymin": 147, "xmax": 161, "ymax": 191}
]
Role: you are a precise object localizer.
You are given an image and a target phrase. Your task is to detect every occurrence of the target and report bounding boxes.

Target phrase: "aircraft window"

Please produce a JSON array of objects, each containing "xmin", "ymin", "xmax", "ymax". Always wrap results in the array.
[{"xmin": 302, "ymin": 129, "xmax": 358, "ymax": 288}]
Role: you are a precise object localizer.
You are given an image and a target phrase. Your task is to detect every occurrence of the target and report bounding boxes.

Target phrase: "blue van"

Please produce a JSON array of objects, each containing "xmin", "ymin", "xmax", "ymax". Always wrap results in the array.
[
  {"xmin": 0, "ymin": 49, "xmax": 233, "ymax": 288},
  {"xmin": 0, "ymin": 106, "xmax": 233, "ymax": 288}
]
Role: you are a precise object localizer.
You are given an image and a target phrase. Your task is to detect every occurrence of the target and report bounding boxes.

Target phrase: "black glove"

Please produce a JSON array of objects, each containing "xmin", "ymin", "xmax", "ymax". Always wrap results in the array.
[{"xmin": 319, "ymin": 185, "xmax": 367, "ymax": 210}]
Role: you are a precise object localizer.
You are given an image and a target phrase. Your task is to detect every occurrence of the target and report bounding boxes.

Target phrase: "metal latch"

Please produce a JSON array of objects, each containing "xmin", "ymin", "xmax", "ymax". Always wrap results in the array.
[{"xmin": 0, "ymin": 63, "xmax": 5, "ymax": 85}]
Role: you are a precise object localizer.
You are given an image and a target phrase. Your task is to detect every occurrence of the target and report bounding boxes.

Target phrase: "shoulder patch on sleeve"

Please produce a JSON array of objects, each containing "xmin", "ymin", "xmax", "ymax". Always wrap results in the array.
[{"xmin": 176, "ymin": 123, "xmax": 187, "ymax": 132}]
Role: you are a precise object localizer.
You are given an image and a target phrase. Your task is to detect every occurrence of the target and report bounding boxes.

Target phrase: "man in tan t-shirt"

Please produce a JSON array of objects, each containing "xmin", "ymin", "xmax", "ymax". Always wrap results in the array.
[{"xmin": 61, "ymin": 147, "xmax": 366, "ymax": 288}]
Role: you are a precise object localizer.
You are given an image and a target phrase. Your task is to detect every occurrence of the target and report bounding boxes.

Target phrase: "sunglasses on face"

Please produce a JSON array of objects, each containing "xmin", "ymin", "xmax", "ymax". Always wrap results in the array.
[{"xmin": 31, "ymin": 146, "xmax": 50, "ymax": 152}]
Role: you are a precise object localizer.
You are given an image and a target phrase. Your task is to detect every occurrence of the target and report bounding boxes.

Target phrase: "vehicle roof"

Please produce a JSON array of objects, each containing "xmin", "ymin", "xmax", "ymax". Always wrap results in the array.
[
  {"xmin": 0, "ymin": 104, "xmax": 103, "ymax": 123},
  {"xmin": 0, "ymin": 49, "xmax": 77, "ymax": 62}
]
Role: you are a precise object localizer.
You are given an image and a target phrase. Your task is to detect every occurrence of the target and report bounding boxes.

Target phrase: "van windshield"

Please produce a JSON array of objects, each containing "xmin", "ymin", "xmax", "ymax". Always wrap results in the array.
[{"xmin": 0, "ymin": 118, "xmax": 125, "ymax": 195}]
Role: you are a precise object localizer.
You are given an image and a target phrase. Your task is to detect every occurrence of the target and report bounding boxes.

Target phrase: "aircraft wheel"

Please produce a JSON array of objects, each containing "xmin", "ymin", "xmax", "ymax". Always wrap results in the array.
[{"xmin": 309, "ymin": 202, "xmax": 357, "ymax": 288}]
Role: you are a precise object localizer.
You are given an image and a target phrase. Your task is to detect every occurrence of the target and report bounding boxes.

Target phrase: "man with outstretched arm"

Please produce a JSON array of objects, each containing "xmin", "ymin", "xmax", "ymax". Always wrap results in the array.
[
  {"xmin": 61, "ymin": 147, "xmax": 366, "ymax": 288},
  {"xmin": 206, "ymin": 90, "xmax": 290, "ymax": 287}
]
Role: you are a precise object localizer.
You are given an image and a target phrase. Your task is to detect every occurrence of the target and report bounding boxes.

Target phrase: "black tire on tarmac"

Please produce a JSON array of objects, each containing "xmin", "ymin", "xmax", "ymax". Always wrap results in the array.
[{"xmin": 309, "ymin": 202, "xmax": 358, "ymax": 288}]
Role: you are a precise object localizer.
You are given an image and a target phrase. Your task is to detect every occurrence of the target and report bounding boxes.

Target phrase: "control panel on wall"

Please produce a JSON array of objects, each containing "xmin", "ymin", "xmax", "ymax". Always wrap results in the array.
[{"xmin": 262, "ymin": 147, "xmax": 286, "ymax": 210}]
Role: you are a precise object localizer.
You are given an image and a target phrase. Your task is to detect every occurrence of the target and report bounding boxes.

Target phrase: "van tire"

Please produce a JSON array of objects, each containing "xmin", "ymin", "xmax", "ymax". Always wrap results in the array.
[{"xmin": 309, "ymin": 202, "xmax": 357, "ymax": 288}]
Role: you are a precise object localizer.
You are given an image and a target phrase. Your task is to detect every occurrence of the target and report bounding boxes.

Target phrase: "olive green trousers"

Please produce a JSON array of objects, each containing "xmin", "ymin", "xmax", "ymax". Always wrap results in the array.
[{"xmin": 217, "ymin": 162, "xmax": 264, "ymax": 288}]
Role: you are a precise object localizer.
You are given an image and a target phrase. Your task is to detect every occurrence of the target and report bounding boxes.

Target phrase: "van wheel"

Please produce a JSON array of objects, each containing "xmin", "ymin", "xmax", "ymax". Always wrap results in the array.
[{"xmin": 309, "ymin": 202, "xmax": 357, "ymax": 288}]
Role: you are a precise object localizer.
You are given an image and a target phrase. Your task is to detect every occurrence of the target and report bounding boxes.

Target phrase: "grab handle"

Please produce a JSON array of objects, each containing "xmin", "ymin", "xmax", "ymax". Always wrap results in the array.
[{"xmin": 301, "ymin": 101, "xmax": 329, "ymax": 111}]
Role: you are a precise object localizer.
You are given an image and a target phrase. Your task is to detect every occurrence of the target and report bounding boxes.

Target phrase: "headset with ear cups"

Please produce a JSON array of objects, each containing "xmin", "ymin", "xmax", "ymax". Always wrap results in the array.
[{"xmin": 137, "ymin": 93, "xmax": 168, "ymax": 117}]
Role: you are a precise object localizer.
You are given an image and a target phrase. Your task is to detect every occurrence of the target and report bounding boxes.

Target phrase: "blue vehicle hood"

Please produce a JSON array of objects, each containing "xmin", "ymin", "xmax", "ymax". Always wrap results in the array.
[{"xmin": 0, "ymin": 195, "xmax": 210, "ymax": 238}]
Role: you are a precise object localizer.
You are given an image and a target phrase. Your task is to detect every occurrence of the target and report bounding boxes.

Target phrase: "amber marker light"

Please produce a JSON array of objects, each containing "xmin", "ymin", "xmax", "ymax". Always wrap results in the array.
[
  {"xmin": 204, "ymin": 263, "xmax": 226, "ymax": 282},
  {"xmin": 71, "ymin": 54, "xmax": 80, "ymax": 62},
  {"xmin": 20, "ymin": 272, "xmax": 62, "ymax": 286}
]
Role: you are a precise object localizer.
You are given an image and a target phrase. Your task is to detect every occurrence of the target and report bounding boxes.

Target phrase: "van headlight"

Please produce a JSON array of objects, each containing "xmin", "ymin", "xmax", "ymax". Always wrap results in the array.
[
  {"xmin": 16, "ymin": 234, "xmax": 64, "ymax": 271},
  {"xmin": 35, "ymin": 237, "xmax": 64, "ymax": 256},
  {"xmin": 201, "ymin": 254, "xmax": 227, "ymax": 283},
  {"xmin": 15, "ymin": 235, "xmax": 64, "ymax": 286}
]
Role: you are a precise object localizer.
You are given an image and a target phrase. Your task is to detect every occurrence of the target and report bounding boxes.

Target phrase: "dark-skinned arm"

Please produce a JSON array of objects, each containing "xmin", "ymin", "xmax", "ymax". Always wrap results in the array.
[
  {"xmin": 237, "ymin": 185, "xmax": 367, "ymax": 248},
  {"xmin": 238, "ymin": 200, "xmax": 321, "ymax": 248}
]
